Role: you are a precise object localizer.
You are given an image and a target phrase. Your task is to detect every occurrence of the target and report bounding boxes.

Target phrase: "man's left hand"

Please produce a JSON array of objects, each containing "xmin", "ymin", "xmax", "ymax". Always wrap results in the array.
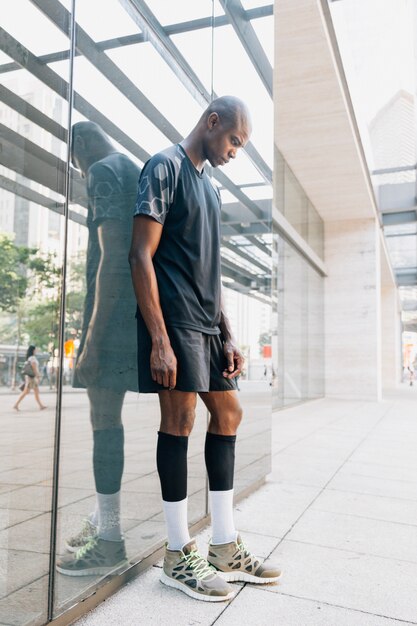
[{"xmin": 223, "ymin": 340, "xmax": 245, "ymax": 379}]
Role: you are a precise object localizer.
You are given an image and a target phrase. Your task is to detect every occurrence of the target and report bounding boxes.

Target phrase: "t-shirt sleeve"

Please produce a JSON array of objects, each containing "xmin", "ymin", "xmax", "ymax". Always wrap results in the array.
[
  {"xmin": 87, "ymin": 162, "xmax": 124, "ymax": 223},
  {"xmin": 133, "ymin": 154, "xmax": 176, "ymax": 225}
]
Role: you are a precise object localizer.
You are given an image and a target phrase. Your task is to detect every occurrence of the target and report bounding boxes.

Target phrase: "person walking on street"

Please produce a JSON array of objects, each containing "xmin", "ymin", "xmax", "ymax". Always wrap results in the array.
[
  {"xmin": 13, "ymin": 345, "xmax": 47, "ymax": 411},
  {"xmin": 129, "ymin": 96, "xmax": 281, "ymax": 602}
]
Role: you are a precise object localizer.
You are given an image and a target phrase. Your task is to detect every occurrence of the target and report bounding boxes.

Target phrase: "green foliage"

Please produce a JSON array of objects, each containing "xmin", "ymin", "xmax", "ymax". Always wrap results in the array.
[{"xmin": 0, "ymin": 234, "xmax": 36, "ymax": 312}]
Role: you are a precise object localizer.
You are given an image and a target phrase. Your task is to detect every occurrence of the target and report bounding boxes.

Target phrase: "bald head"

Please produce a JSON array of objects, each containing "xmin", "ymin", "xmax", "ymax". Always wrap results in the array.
[{"xmin": 202, "ymin": 96, "xmax": 252, "ymax": 135}]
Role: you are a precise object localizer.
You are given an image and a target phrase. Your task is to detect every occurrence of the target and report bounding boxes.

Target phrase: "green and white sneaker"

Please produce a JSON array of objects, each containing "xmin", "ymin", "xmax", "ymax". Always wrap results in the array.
[
  {"xmin": 161, "ymin": 539, "xmax": 235, "ymax": 602},
  {"xmin": 65, "ymin": 518, "xmax": 97, "ymax": 553},
  {"xmin": 207, "ymin": 533, "xmax": 282, "ymax": 584},
  {"xmin": 57, "ymin": 537, "xmax": 127, "ymax": 576}
]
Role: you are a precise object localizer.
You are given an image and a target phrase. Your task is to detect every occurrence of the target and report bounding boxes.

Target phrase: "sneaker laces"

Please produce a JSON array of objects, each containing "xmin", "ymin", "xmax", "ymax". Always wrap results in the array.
[
  {"xmin": 75, "ymin": 537, "xmax": 97, "ymax": 559},
  {"xmin": 183, "ymin": 549, "xmax": 215, "ymax": 580},
  {"xmin": 236, "ymin": 539, "xmax": 251, "ymax": 559}
]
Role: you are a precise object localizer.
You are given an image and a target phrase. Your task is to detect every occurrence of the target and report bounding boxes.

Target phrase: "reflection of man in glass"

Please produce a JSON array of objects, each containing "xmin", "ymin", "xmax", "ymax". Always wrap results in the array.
[
  {"xmin": 57, "ymin": 122, "xmax": 139, "ymax": 576},
  {"xmin": 130, "ymin": 96, "xmax": 281, "ymax": 601}
]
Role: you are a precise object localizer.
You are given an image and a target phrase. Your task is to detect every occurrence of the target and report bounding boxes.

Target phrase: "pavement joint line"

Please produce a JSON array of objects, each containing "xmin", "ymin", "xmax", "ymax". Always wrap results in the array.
[
  {"xmin": 264, "ymin": 400, "xmax": 395, "ymax": 556},
  {"xmin": 325, "ymin": 486, "xmax": 417, "ymax": 504},
  {"xmin": 0, "ymin": 571, "xmax": 48, "ymax": 603},
  {"xmin": 210, "ymin": 580, "xmax": 247, "ymax": 625},
  {"xmin": 310, "ymin": 507, "xmax": 417, "ymax": 529},
  {"xmin": 271, "ymin": 400, "xmax": 383, "ymax": 457},
  {"xmin": 254, "ymin": 589, "xmax": 417, "ymax": 625},
  {"xmin": 283, "ymin": 537, "xmax": 417, "ymax": 566}
]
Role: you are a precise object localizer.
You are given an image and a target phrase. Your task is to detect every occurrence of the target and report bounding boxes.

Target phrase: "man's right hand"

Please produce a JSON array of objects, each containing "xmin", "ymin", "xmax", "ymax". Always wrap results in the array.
[{"xmin": 151, "ymin": 338, "xmax": 177, "ymax": 389}]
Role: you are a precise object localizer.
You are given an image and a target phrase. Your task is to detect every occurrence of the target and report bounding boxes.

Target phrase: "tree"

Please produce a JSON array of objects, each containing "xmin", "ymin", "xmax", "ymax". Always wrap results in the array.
[{"xmin": 0, "ymin": 234, "xmax": 61, "ymax": 386}]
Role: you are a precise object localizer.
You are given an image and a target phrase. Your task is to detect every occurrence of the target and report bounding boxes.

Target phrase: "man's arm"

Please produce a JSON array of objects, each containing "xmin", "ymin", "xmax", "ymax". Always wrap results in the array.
[
  {"xmin": 129, "ymin": 215, "xmax": 177, "ymax": 389},
  {"xmin": 219, "ymin": 291, "xmax": 245, "ymax": 379}
]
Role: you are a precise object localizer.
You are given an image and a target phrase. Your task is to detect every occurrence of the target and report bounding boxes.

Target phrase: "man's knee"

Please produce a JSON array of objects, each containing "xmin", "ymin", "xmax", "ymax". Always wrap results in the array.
[
  {"xmin": 160, "ymin": 408, "xmax": 195, "ymax": 436},
  {"xmin": 210, "ymin": 404, "xmax": 243, "ymax": 434}
]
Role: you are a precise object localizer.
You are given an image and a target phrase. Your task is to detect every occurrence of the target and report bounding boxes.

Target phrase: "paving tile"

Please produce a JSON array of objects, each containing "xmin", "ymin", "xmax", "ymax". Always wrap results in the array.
[
  {"xmin": 268, "ymin": 452, "xmax": 342, "ymax": 487},
  {"xmin": 75, "ymin": 565, "xmax": 238, "ymax": 626},
  {"xmin": 288, "ymin": 508, "xmax": 417, "ymax": 563},
  {"xmin": 327, "ymin": 469, "xmax": 417, "ymax": 501},
  {"xmin": 269, "ymin": 540, "xmax": 417, "ymax": 623},
  {"xmin": 0, "ymin": 576, "xmax": 48, "ymax": 626},
  {"xmin": 0, "ymin": 509, "xmax": 41, "ymax": 531},
  {"xmin": 0, "ymin": 549, "xmax": 49, "ymax": 597},
  {"xmin": 312, "ymin": 488, "xmax": 417, "ymax": 526},
  {"xmin": 231, "ymin": 482, "xmax": 320, "ymax": 537},
  {"xmin": 0, "ymin": 513, "xmax": 52, "ymax": 553},
  {"xmin": 216, "ymin": 587, "xmax": 416, "ymax": 626}
]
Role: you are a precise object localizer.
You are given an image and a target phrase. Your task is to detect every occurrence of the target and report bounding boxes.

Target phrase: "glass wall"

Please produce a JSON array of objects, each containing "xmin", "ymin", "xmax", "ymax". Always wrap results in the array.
[
  {"xmin": 0, "ymin": 1, "xmax": 273, "ymax": 623},
  {"xmin": 273, "ymin": 149, "xmax": 324, "ymax": 409}
]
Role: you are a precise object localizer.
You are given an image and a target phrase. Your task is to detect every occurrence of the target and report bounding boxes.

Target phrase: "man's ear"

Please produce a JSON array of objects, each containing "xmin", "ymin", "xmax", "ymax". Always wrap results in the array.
[{"xmin": 207, "ymin": 112, "xmax": 219, "ymax": 130}]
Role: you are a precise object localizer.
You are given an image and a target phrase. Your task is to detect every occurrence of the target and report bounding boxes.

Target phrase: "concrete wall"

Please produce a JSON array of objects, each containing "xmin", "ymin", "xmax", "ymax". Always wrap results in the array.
[
  {"xmin": 324, "ymin": 218, "xmax": 382, "ymax": 401},
  {"xmin": 381, "ymin": 284, "xmax": 402, "ymax": 389}
]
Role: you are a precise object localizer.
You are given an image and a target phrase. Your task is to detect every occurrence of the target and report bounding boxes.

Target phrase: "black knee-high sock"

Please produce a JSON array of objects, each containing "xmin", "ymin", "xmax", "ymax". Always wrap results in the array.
[
  {"xmin": 204, "ymin": 431, "xmax": 236, "ymax": 491},
  {"xmin": 156, "ymin": 431, "xmax": 188, "ymax": 501},
  {"xmin": 93, "ymin": 426, "xmax": 124, "ymax": 494}
]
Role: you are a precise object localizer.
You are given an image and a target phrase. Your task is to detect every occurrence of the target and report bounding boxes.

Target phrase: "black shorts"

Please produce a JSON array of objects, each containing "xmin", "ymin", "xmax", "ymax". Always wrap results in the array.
[{"xmin": 136, "ymin": 318, "xmax": 238, "ymax": 393}]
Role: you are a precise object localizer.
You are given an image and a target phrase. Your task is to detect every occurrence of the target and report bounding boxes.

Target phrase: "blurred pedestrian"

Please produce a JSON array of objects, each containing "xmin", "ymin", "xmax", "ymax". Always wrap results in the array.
[{"xmin": 13, "ymin": 345, "xmax": 47, "ymax": 411}]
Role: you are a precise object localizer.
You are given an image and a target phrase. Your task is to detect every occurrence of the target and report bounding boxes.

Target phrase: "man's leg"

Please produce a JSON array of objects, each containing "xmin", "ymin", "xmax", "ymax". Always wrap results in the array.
[
  {"xmin": 88, "ymin": 387, "xmax": 125, "ymax": 542},
  {"xmin": 157, "ymin": 390, "xmax": 196, "ymax": 550},
  {"xmin": 199, "ymin": 390, "xmax": 242, "ymax": 544}
]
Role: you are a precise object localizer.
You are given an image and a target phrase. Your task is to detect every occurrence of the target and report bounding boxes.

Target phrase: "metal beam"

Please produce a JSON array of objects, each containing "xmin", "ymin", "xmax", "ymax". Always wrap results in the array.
[
  {"xmin": 0, "ymin": 28, "xmax": 151, "ymax": 164},
  {"xmin": 395, "ymin": 269, "xmax": 417, "ymax": 287},
  {"xmin": 222, "ymin": 240, "xmax": 270, "ymax": 273},
  {"xmin": 119, "ymin": 0, "xmax": 272, "ymax": 184},
  {"xmin": 219, "ymin": 0, "xmax": 272, "ymax": 98},
  {"xmin": 0, "ymin": 5, "xmax": 273, "ymax": 75},
  {"xmin": 0, "ymin": 174, "xmax": 86, "ymax": 226},
  {"xmin": 222, "ymin": 198, "xmax": 271, "ymax": 224},
  {"xmin": 0, "ymin": 85, "xmax": 67, "ymax": 142},
  {"xmin": 246, "ymin": 235, "xmax": 272, "ymax": 258},
  {"xmin": 31, "ymin": 0, "xmax": 269, "ymax": 221},
  {"xmin": 382, "ymin": 210, "xmax": 417, "ymax": 226},
  {"xmin": 378, "ymin": 182, "xmax": 417, "ymax": 212},
  {"xmin": 371, "ymin": 164, "xmax": 416, "ymax": 176}
]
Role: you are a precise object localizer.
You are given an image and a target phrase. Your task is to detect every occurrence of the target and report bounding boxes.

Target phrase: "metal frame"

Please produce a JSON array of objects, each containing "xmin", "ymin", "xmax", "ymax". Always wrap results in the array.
[
  {"xmin": 219, "ymin": 0, "xmax": 272, "ymax": 98},
  {"xmin": 1, "ymin": 0, "xmax": 273, "ymax": 292}
]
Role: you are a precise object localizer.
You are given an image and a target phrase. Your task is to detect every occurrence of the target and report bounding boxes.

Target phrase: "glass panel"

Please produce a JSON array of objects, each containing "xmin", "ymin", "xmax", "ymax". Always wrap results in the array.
[
  {"xmin": 0, "ymin": 0, "xmax": 70, "ymax": 622},
  {"xmin": 284, "ymin": 164, "xmax": 308, "ymax": 240},
  {"xmin": 274, "ymin": 148, "xmax": 324, "ymax": 406},
  {"xmin": 53, "ymin": 0, "xmax": 214, "ymax": 616},
  {"xmin": 213, "ymin": 3, "xmax": 273, "ymax": 496},
  {"xmin": 385, "ymin": 234, "xmax": 417, "ymax": 269}
]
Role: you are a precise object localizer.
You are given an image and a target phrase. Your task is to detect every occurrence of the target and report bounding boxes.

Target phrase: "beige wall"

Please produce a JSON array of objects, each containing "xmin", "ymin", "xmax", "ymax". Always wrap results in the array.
[{"xmin": 324, "ymin": 218, "xmax": 382, "ymax": 401}]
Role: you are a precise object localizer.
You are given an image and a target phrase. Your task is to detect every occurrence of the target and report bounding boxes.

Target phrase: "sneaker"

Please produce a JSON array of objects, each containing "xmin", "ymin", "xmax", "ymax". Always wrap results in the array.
[
  {"xmin": 160, "ymin": 539, "xmax": 235, "ymax": 602},
  {"xmin": 207, "ymin": 533, "xmax": 282, "ymax": 584},
  {"xmin": 56, "ymin": 537, "xmax": 127, "ymax": 576},
  {"xmin": 65, "ymin": 518, "xmax": 98, "ymax": 553}
]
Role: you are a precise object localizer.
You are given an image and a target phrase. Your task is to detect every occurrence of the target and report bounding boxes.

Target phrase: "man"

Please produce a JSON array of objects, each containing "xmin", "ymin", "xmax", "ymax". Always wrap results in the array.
[
  {"xmin": 129, "ymin": 96, "xmax": 281, "ymax": 601},
  {"xmin": 57, "ymin": 122, "xmax": 139, "ymax": 576}
]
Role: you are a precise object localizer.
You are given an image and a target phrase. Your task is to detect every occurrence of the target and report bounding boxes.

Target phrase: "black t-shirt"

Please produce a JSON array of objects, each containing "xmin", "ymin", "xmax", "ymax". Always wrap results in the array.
[{"xmin": 133, "ymin": 144, "xmax": 222, "ymax": 335}]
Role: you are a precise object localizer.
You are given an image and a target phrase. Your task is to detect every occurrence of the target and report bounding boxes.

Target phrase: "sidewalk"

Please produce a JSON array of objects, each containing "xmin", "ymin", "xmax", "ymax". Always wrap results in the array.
[{"xmin": 76, "ymin": 387, "xmax": 417, "ymax": 626}]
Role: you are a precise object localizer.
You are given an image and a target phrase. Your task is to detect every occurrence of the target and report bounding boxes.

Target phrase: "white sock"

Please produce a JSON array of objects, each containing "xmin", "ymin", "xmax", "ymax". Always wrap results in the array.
[
  {"xmin": 210, "ymin": 489, "xmax": 237, "ymax": 545},
  {"xmin": 163, "ymin": 497, "xmax": 191, "ymax": 550},
  {"xmin": 96, "ymin": 491, "xmax": 122, "ymax": 541},
  {"xmin": 88, "ymin": 500, "xmax": 99, "ymax": 527}
]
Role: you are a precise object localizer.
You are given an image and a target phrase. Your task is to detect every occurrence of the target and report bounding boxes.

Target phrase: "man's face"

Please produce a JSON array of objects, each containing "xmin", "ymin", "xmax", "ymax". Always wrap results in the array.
[{"xmin": 203, "ymin": 113, "xmax": 251, "ymax": 168}]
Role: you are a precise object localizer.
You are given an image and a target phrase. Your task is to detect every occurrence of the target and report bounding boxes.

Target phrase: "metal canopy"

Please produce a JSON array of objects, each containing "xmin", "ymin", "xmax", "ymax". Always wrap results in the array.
[{"xmin": 1, "ymin": 0, "xmax": 273, "ymax": 296}]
